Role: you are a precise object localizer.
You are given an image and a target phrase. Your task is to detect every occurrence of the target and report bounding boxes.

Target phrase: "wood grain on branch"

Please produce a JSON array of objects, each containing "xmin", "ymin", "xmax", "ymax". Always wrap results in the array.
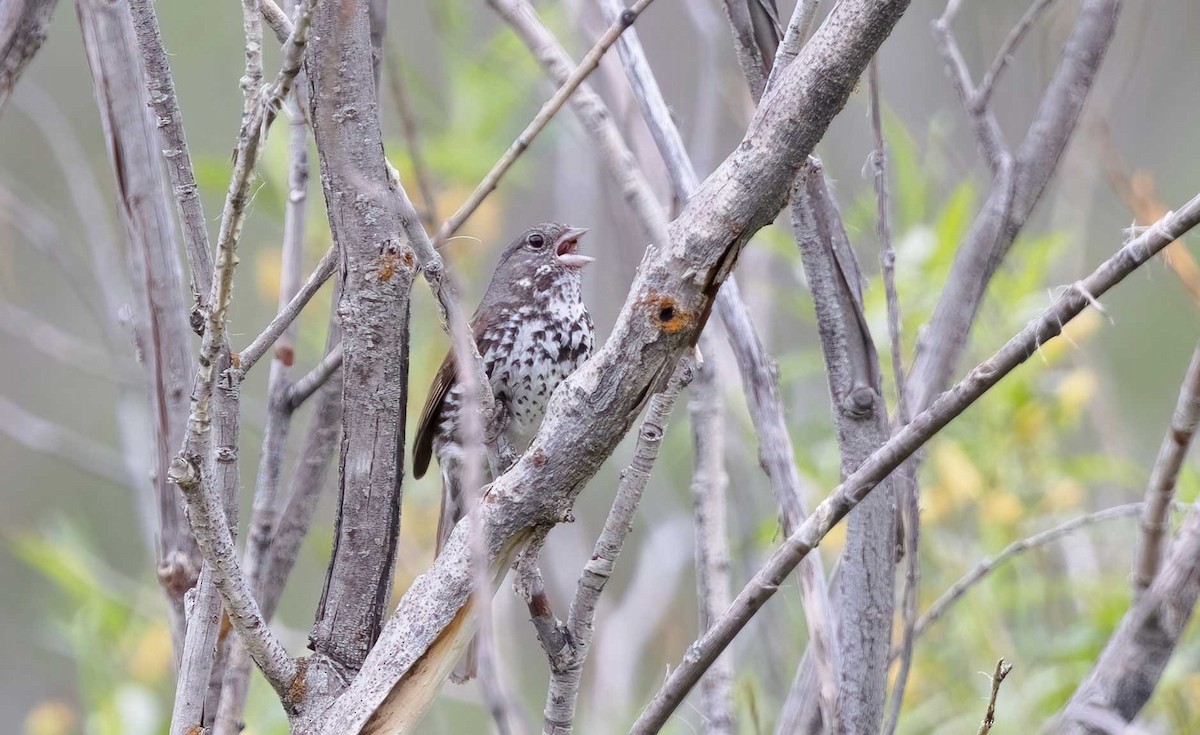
[
  {"xmin": 303, "ymin": 1, "xmax": 911, "ymax": 731},
  {"xmin": 631, "ymin": 193, "xmax": 1200, "ymax": 732},
  {"xmin": 305, "ymin": 0, "xmax": 415, "ymax": 678}
]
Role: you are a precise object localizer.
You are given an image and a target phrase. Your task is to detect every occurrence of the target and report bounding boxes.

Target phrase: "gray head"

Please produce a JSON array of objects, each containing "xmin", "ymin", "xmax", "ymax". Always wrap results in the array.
[{"xmin": 484, "ymin": 222, "xmax": 592, "ymax": 300}]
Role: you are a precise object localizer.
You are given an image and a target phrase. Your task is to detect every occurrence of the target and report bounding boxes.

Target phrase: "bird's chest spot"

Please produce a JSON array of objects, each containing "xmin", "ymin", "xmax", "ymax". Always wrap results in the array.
[{"xmin": 493, "ymin": 299, "xmax": 593, "ymax": 438}]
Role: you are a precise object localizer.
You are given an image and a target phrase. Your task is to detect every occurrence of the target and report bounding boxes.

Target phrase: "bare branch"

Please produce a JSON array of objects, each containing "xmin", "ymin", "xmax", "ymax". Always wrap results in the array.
[
  {"xmin": 764, "ymin": 0, "xmax": 819, "ymax": 91},
  {"xmin": 383, "ymin": 47, "xmax": 439, "ymax": 229},
  {"xmin": 128, "ymin": 0, "xmax": 214, "ymax": 324},
  {"xmin": 871, "ymin": 58, "xmax": 921, "ymax": 735},
  {"xmin": 719, "ymin": 0, "xmax": 770, "ymax": 102},
  {"xmin": 630, "ymin": 192, "xmax": 1200, "ymax": 733},
  {"xmin": 306, "ymin": 0, "xmax": 416, "ymax": 677},
  {"xmin": 912, "ymin": 0, "xmax": 1121, "ymax": 414},
  {"xmin": 167, "ymin": 450, "xmax": 298, "ymax": 699},
  {"xmin": 975, "ymin": 0, "xmax": 1058, "ymax": 111},
  {"xmin": 930, "ymin": 7, "xmax": 1008, "ymax": 172},
  {"xmin": 238, "ymin": 245, "xmax": 337, "ymax": 373},
  {"xmin": 0, "ymin": 0, "xmax": 58, "ymax": 111},
  {"xmin": 977, "ymin": 659, "xmax": 1013, "ymax": 735},
  {"xmin": 434, "ymin": 0, "xmax": 658, "ymax": 245},
  {"xmin": 287, "ymin": 342, "xmax": 344, "ymax": 410},
  {"xmin": 1132, "ymin": 342, "xmax": 1200, "ymax": 592},
  {"xmin": 77, "ymin": 0, "xmax": 199, "ymax": 651},
  {"xmin": 790, "ymin": 161, "xmax": 894, "ymax": 733},
  {"xmin": 909, "ymin": 503, "xmax": 1149, "ymax": 646},
  {"xmin": 1060, "ymin": 488, "xmax": 1200, "ymax": 730},
  {"xmin": 544, "ymin": 358, "xmax": 695, "ymax": 735},
  {"xmin": 688, "ymin": 346, "xmax": 734, "ymax": 735}
]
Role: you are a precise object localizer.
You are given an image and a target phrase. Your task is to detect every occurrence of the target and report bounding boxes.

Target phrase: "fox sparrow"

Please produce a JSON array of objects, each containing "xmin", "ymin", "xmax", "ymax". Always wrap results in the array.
[{"xmin": 413, "ymin": 222, "xmax": 596, "ymax": 681}]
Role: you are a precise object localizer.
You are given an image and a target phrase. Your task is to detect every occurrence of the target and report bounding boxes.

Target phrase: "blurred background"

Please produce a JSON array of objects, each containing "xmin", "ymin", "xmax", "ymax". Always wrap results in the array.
[{"xmin": 2, "ymin": 0, "xmax": 1200, "ymax": 733}]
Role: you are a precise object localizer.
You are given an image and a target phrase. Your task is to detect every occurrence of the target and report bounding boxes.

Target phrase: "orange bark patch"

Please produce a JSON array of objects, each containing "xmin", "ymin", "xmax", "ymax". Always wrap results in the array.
[
  {"xmin": 275, "ymin": 344, "xmax": 295, "ymax": 367},
  {"xmin": 639, "ymin": 293, "xmax": 692, "ymax": 334}
]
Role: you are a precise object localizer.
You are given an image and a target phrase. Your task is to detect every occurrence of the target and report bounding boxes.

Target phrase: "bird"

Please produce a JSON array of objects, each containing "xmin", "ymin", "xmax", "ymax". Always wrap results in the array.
[{"xmin": 413, "ymin": 222, "xmax": 596, "ymax": 682}]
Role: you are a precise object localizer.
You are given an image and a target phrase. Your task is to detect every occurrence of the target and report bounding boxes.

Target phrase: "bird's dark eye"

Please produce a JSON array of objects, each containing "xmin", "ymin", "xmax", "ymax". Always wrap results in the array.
[{"xmin": 527, "ymin": 232, "xmax": 546, "ymax": 249}]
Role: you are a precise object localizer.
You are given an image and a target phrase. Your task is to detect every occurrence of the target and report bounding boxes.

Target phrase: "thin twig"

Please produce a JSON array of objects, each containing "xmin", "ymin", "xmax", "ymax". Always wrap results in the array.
[
  {"xmin": 433, "ymin": 0, "xmax": 658, "ymax": 246},
  {"xmin": 975, "ymin": 0, "xmax": 1058, "ymax": 111},
  {"xmin": 287, "ymin": 342, "xmax": 344, "ymax": 410},
  {"xmin": 1132, "ymin": 342, "xmax": 1200, "ymax": 593},
  {"xmin": 629, "ymin": 192, "xmax": 1200, "ymax": 733},
  {"xmin": 871, "ymin": 57, "xmax": 920, "ymax": 735},
  {"xmin": 977, "ymin": 659, "xmax": 1013, "ymax": 735},
  {"xmin": 930, "ymin": 7, "xmax": 1008, "ymax": 172},
  {"xmin": 383, "ymin": 46, "xmax": 439, "ymax": 229},
  {"xmin": 763, "ymin": 0, "xmax": 819, "ymax": 92},
  {"xmin": 544, "ymin": 357, "xmax": 696, "ymax": 735},
  {"xmin": 238, "ymin": 245, "xmax": 337, "ymax": 373},
  {"xmin": 909, "ymin": 503, "xmax": 1151, "ymax": 646},
  {"xmin": 688, "ymin": 344, "xmax": 734, "ymax": 735}
]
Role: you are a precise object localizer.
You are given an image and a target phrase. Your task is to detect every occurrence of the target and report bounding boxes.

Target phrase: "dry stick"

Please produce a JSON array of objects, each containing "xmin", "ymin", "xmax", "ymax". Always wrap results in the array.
[
  {"xmin": 0, "ymin": 0, "xmax": 59, "ymax": 111},
  {"xmin": 763, "ymin": 0, "xmax": 819, "ymax": 92},
  {"xmin": 239, "ymin": 245, "xmax": 337, "ymax": 373},
  {"xmin": 433, "ymin": 0, "xmax": 658, "ymax": 246},
  {"xmin": 688, "ymin": 346, "xmax": 735, "ymax": 735},
  {"xmin": 871, "ymin": 57, "xmax": 920, "ymax": 735},
  {"xmin": 1132, "ymin": 342, "xmax": 1200, "ymax": 593},
  {"xmin": 128, "ymin": 0, "xmax": 214, "ymax": 324},
  {"xmin": 544, "ymin": 358, "xmax": 696, "ymax": 735},
  {"xmin": 288, "ymin": 342, "xmax": 345, "ymax": 410},
  {"xmin": 629, "ymin": 193, "xmax": 1200, "ymax": 733},
  {"xmin": 911, "ymin": 0, "xmax": 1120, "ymax": 415},
  {"xmin": 908, "ymin": 503, "xmax": 1156, "ymax": 646},
  {"xmin": 977, "ymin": 659, "xmax": 1013, "ymax": 735},
  {"xmin": 974, "ymin": 0, "xmax": 1058, "ymax": 111},
  {"xmin": 383, "ymin": 46, "xmax": 439, "ymax": 229},
  {"xmin": 77, "ymin": 0, "xmax": 199, "ymax": 655},
  {"xmin": 166, "ymin": 0, "xmax": 316, "ymax": 703},
  {"xmin": 930, "ymin": 4, "xmax": 1008, "ymax": 174}
]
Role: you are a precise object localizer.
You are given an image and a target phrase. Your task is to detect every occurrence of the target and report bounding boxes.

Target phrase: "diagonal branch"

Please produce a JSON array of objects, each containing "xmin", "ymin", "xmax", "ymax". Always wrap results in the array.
[
  {"xmin": 433, "ymin": 0, "xmax": 658, "ymax": 245},
  {"xmin": 1131, "ymin": 342, "xmax": 1200, "ymax": 593},
  {"xmin": 630, "ymin": 193, "xmax": 1200, "ymax": 733},
  {"xmin": 0, "ymin": 0, "xmax": 59, "ymax": 112}
]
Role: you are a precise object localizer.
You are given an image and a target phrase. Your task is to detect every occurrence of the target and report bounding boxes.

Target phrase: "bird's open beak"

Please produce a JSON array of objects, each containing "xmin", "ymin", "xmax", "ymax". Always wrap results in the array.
[{"xmin": 555, "ymin": 227, "xmax": 594, "ymax": 270}]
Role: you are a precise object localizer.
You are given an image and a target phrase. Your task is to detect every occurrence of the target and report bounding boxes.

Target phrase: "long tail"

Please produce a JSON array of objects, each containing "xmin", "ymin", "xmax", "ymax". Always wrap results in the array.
[{"xmin": 435, "ymin": 449, "xmax": 480, "ymax": 682}]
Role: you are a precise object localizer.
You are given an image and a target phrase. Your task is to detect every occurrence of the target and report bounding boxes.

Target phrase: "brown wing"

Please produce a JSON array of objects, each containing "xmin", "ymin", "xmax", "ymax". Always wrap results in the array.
[
  {"xmin": 413, "ymin": 347, "xmax": 457, "ymax": 479},
  {"xmin": 413, "ymin": 315, "xmax": 493, "ymax": 479}
]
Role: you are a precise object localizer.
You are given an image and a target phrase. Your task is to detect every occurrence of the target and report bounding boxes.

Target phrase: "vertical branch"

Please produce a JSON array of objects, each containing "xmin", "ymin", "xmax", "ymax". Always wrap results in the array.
[
  {"xmin": 76, "ymin": 0, "xmax": 199, "ymax": 652},
  {"xmin": 689, "ymin": 344, "xmax": 734, "ymax": 735},
  {"xmin": 306, "ymin": 0, "xmax": 416, "ymax": 674},
  {"xmin": 790, "ymin": 162, "xmax": 895, "ymax": 733},
  {"xmin": 0, "ymin": 0, "xmax": 59, "ymax": 111},
  {"xmin": 1132, "ymin": 342, "xmax": 1200, "ymax": 592},
  {"xmin": 870, "ymin": 58, "xmax": 921, "ymax": 735},
  {"xmin": 127, "ymin": 0, "xmax": 214, "ymax": 322}
]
